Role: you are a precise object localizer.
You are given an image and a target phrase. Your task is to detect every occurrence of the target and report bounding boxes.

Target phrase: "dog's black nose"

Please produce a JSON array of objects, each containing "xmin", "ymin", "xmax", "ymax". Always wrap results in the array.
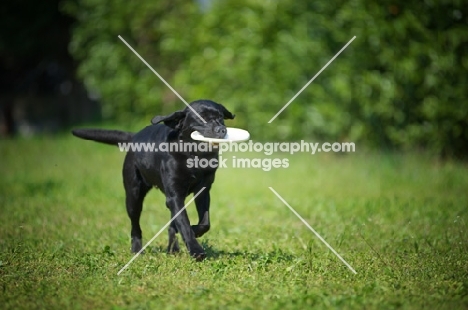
[{"xmin": 215, "ymin": 126, "xmax": 227, "ymax": 136}]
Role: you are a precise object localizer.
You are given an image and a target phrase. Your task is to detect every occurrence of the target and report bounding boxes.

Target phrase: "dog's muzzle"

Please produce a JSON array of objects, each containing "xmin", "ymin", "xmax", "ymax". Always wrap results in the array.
[{"xmin": 214, "ymin": 126, "xmax": 227, "ymax": 138}]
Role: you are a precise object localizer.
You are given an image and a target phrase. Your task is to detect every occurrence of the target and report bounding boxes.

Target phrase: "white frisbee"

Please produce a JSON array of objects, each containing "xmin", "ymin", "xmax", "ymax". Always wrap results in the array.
[{"xmin": 191, "ymin": 127, "xmax": 250, "ymax": 143}]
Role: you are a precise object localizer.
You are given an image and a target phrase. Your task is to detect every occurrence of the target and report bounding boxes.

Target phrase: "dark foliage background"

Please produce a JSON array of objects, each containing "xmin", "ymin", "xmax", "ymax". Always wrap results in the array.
[{"xmin": 2, "ymin": 0, "xmax": 467, "ymax": 157}]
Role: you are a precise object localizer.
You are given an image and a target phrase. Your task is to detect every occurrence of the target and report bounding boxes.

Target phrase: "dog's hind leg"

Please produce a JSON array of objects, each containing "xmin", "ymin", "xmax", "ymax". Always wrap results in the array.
[
  {"xmin": 167, "ymin": 222, "xmax": 180, "ymax": 254},
  {"xmin": 123, "ymin": 154, "xmax": 151, "ymax": 253}
]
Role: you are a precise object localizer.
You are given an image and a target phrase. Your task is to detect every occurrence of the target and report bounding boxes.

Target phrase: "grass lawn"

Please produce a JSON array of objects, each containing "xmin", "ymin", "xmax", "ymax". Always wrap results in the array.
[{"xmin": 1, "ymin": 136, "xmax": 467, "ymax": 309}]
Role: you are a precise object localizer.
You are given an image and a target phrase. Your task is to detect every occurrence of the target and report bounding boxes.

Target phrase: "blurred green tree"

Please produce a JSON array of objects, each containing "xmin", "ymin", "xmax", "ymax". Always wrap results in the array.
[
  {"xmin": 62, "ymin": 0, "xmax": 201, "ymax": 120},
  {"xmin": 64, "ymin": 0, "xmax": 468, "ymax": 157}
]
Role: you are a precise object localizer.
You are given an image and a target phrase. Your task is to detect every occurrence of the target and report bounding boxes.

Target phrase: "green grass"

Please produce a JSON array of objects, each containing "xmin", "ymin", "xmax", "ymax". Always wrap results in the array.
[{"xmin": 1, "ymin": 136, "xmax": 467, "ymax": 309}]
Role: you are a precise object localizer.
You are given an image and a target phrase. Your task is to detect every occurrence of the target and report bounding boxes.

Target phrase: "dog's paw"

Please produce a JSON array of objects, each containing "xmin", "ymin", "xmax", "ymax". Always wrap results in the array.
[
  {"xmin": 189, "ymin": 243, "xmax": 206, "ymax": 261},
  {"xmin": 191, "ymin": 224, "xmax": 210, "ymax": 238},
  {"xmin": 131, "ymin": 237, "xmax": 143, "ymax": 253},
  {"xmin": 191, "ymin": 252, "xmax": 206, "ymax": 262}
]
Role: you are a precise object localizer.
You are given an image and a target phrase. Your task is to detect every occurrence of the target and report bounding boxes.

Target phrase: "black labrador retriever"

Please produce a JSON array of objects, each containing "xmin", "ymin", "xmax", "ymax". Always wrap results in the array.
[{"xmin": 72, "ymin": 99, "xmax": 235, "ymax": 260}]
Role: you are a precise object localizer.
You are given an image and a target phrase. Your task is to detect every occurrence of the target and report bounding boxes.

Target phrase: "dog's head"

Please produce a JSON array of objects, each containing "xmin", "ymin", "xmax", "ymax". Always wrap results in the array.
[{"xmin": 151, "ymin": 100, "xmax": 235, "ymax": 139}]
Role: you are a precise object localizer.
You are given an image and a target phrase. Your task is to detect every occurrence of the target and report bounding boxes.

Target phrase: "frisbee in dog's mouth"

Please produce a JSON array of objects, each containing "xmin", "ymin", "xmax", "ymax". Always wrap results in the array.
[{"xmin": 191, "ymin": 127, "xmax": 250, "ymax": 143}]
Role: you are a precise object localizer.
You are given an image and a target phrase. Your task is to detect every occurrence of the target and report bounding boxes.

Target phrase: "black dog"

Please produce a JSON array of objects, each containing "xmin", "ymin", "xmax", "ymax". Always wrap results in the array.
[{"xmin": 72, "ymin": 99, "xmax": 235, "ymax": 260}]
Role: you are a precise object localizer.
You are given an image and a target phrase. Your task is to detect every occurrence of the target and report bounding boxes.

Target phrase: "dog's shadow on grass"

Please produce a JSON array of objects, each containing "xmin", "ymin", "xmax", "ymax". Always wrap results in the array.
[
  {"xmin": 149, "ymin": 241, "xmax": 296, "ymax": 263},
  {"xmin": 201, "ymin": 240, "xmax": 297, "ymax": 263}
]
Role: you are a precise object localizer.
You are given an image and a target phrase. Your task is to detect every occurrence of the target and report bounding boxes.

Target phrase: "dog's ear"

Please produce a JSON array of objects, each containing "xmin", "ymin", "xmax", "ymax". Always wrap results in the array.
[
  {"xmin": 221, "ymin": 105, "xmax": 235, "ymax": 120},
  {"xmin": 151, "ymin": 111, "xmax": 186, "ymax": 129}
]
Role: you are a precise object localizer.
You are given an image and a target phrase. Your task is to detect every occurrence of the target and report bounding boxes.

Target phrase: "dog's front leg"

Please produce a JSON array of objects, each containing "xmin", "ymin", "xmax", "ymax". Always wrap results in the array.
[
  {"xmin": 166, "ymin": 196, "xmax": 206, "ymax": 260},
  {"xmin": 192, "ymin": 189, "xmax": 210, "ymax": 238}
]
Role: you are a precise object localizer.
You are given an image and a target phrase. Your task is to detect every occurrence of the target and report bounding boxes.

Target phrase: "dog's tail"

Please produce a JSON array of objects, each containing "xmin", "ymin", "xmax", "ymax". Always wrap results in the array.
[{"xmin": 71, "ymin": 128, "xmax": 134, "ymax": 146}]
